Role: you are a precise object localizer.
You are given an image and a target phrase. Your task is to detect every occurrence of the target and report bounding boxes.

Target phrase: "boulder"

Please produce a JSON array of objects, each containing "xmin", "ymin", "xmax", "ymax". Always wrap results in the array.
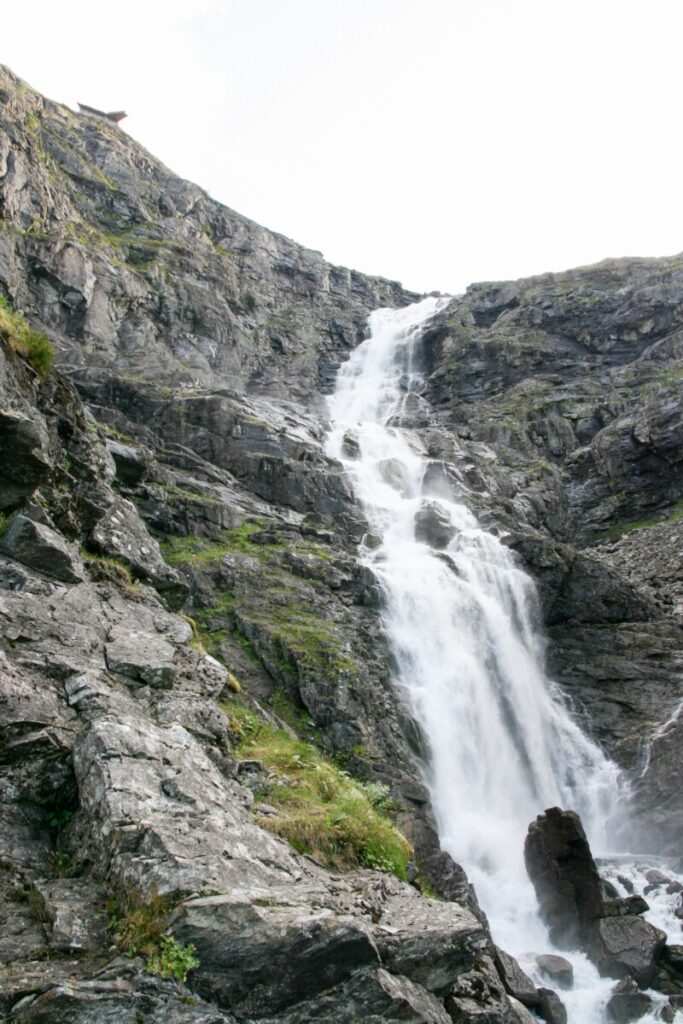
[
  {"xmin": 171, "ymin": 879, "xmax": 486, "ymax": 1018},
  {"xmin": 606, "ymin": 976, "xmax": 653, "ymax": 1023},
  {"xmin": 105, "ymin": 438, "xmax": 151, "ymax": 485},
  {"xmin": 256, "ymin": 967, "xmax": 453, "ymax": 1023},
  {"xmin": 445, "ymin": 955, "xmax": 527, "ymax": 1022},
  {"xmin": 662, "ymin": 995, "xmax": 683, "ymax": 1022},
  {"xmin": 7, "ymin": 970, "xmax": 238, "ymax": 1022},
  {"xmin": 592, "ymin": 915, "xmax": 666, "ymax": 987},
  {"xmin": 172, "ymin": 892, "xmax": 378, "ymax": 1017},
  {"xmin": 90, "ymin": 497, "xmax": 187, "ymax": 607},
  {"xmin": 524, "ymin": 808, "xmax": 604, "ymax": 948},
  {"xmin": 105, "ymin": 628, "xmax": 177, "ymax": 688},
  {"xmin": 414, "ymin": 501, "xmax": 456, "ymax": 549},
  {"xmin": 654, "ymin": 945, "xmax": 683, "ymax": 995},
  {"xmin": 536, "ymin": 988, "xmax": 567, "ymax": 1024},
  {"xmin": 603, "ymin": 895, "xmax": 649, "ymax": 917},
  {"xmin": 0, "ymin": 515, "xmax": 84, "ymax": 583},
  {"xmin": 535, "ymin": 954, "xmax": 574, "ymax": 989},
  {"xmin": 494, "ymin": 947, "xmax": 539, "ymax": 1006}
]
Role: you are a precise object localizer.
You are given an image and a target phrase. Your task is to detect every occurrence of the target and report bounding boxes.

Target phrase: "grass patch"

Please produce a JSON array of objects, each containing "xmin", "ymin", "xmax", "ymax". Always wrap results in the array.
[
  {"xmin": 0, "ymin": 296, "xmax": 54, "ymax": 378},
  {"xmin": 594, "ymin": 498, "xmax": 683, "ymax": 542},
  {"xmin": 223, "ymin": 700, "xmax": 411, "ymax": 878},
  {"xmin": 83, "ymin": 552, "xmax": 141, "ymax": 598},
  {"xmin": 107, "ymin": 892, "xmax": 199, "ymax": 981},
  {"xmin": 161, "ymin": 522, "xmax": 268, "ymax": 565},
  {"xmin": 164, "ymin": 525, "xmax": 351, "ymax": 674}
]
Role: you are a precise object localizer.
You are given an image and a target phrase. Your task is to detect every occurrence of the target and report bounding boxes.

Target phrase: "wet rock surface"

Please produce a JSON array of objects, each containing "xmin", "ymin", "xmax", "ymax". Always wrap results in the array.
[
  {"xmin": 524, "ymin": 808, "xmax": 604, "ymax": 948},
  {"xmin": 535, "ymin": 954, "xmax": 574, "ymax": 989}
]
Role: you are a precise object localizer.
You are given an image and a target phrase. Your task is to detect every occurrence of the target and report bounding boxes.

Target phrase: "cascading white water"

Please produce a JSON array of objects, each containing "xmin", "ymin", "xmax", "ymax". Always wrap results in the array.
[{"xmin": 325, "ymin": 297, "xmax": 682, "ymax": 1024}]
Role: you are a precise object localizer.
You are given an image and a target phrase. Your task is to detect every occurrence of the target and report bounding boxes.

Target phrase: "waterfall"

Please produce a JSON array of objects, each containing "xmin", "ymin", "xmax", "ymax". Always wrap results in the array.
[{"xmin": 325, "ymin": 297, "xmax": 680, "ymax": 1024}]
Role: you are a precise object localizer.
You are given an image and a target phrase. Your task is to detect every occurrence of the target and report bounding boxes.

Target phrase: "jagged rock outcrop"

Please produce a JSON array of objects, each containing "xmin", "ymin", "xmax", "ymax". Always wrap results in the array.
[
  {"xmin": 524, "ymin": 808, "xmax": 605, "ymax": 948},
  {"xmin": 525, "ymin": 809, "xmax": 669, "ymax": 995}
]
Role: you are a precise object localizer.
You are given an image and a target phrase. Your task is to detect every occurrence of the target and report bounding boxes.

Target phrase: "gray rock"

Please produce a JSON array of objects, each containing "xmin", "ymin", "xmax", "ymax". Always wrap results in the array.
[
  {"xmin": 255, "ymin": 967, "xmax": 453, "ymax": 1023},
  {"xmin": 536, "ymin": 987, "xmax": 567, "ymax": 1024},
  {"xmin": 524, "ymin": 808, "xmax": 604, "ymax": 948},
  {"xmin": 414, "ymin": 501, "xmax": 456, "ymax": 549},
  {"xmin": 171, "ymin": 890, "xmax": 379, "ymax": 1017},
  {"xmin": 535, "ymin": 954, "xmax": 574, "ymax": 989},
  {"xmin": 90, "ymin": 497, "xmax": 187, "ymax": 607},
  {"xmin": 9, "ymin": 972, "xmax": 238, "ymax": 1022},
  {"xmin": 33, "ymin": 878, "xmax": 107, "ymax": 953},
  {"xmin": 72, "ymin": 714, "xmax": 302, "ymax": 897},
  {"xmin": 654, "ymin": 944, "xmax": 683, "ymax": 995},
  {"xmin": 603, "ymin": 895, "xmax": 650, "ymax": 917},
  {"xmin": 0, "ymin": 409, "xmax": 52, "ymax": 510},
  {"xmin": 105, "ymin": 437, "xmax": 151, "ymax": 485},
  {"xmin": 172, "ymin": 877, "xmax": 486, "ymax": 1017},
  {"xmin": 1, "ymin": 515, "xmax": 84, "ymax": 583},
  {"xmin": 592, "ymin": 915, "xmax": 666, "ymax": 987},
  {"xmin": 445, "ymin": 955, "xmax": 526, "ymax": 1022},
  {"xmin": 606, "ymin": 976, "xmax": 653, "ymax": 1023},
  {"xmin": 494, "ymin": 947, "xmax": 539, "ymax": 1005},
  {"xmin": 105, "ymin": 628, "xmax": 177, "ymax": 688}
]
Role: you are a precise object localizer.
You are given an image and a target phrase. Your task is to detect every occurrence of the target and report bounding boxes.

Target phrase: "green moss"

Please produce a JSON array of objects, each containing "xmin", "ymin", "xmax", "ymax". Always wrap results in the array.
[
  {"xmin": 222, "ymin": 700, "xmax": 411, "ymax": 878},
  {"xmin": 160, "ymin": 483, "xmax": 223, "ymax": 506},
  {"xmin": 161, "ymin": 522, "xmax": 267, "ymax": 565},
  {"xmin": 0, "ymin": 296, "xmax": 54, "ymax": 379},
  {"xmin": 164, "ymin": 526, "xmax": 351, "ymax": 676},
  {"xmin": 269, "ymin": 687, "xmax": 314, "ymax": 731},
  {"xmin": 594, "ymin": 499, "xmax": 683, "ymax": 541}
]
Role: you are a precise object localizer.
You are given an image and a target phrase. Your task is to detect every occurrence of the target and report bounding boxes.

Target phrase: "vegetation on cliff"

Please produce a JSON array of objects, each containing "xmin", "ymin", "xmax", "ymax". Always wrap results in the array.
[
  {"xmin": 224, "ymin": 697, "xmax": 412, "ymax": 879},
  {"xmin": 0, "ymin": 295, "xmax": 53, "ymax": 378}
]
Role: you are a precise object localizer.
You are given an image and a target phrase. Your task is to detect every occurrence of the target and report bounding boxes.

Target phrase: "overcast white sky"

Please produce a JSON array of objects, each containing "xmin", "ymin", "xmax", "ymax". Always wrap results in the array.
[{"xmin": 3, "ymin": 0, "xmax": 683, "ymax": 294}]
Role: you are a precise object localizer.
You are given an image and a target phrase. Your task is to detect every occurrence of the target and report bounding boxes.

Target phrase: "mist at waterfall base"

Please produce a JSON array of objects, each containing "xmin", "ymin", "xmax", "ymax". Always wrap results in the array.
[{"xmin": 325, "ymin": 297, "xmax": 682, "ymax": 1023}]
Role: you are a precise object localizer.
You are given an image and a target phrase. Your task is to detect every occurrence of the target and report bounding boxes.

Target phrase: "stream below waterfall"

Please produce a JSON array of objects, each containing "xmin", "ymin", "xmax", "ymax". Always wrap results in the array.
[{"xmin": 325, "ymin": 297, "xmax": 683, "ymax": 1024}]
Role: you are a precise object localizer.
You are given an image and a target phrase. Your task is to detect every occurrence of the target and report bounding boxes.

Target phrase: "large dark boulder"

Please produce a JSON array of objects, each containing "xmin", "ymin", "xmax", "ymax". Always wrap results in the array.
[
  {"xmin": 524, "ymin": 807, "xmax": 604, "ymax": 948},
  {"xmin": 606, "ymin": 976, "xmax": 653, "ymax": 1023},
  {"xmin": 537, "ymin": 988, "xmax": 567, "ymax": 1024},
  {"xmin": 535, "ymin": 954, "xmax": 574, "ymax": 989},
  {"xmin": 592, "ymin": 915, "xmax": 666, "ymax": 987}
]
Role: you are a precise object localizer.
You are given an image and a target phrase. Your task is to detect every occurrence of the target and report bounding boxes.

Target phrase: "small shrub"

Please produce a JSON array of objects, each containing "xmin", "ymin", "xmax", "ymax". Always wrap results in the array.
[
  {"xmin": 146, "ymin": 935, "xmax": 199, "ymax": 982},
  {"xmin": 50, "ymin": 850, "xmax": 72, "ymax": 877},
  {"xmin": 26, "ymin": 885, "xmax": 47, "ymax": 922},
  {"xmin": 107, "ymin": 893, "xmax": 174, "ymax": 957},
  {"xmin": 46, "ymin": 807, "xmax": 73, "ymax": 831},
  {"xmin": 0, "ymin": 512, "xmax": 9, "ymax": 536},
  {"xmin": 0, "ymin": 296, "xmax": 54, "ymax": 379}
]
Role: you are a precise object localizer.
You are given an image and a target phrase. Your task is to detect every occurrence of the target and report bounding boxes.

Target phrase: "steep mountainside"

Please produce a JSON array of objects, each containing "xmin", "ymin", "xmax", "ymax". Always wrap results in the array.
[{"xmin": 0, "ymin": 64, "xmax": 682, "ymax": 1022}]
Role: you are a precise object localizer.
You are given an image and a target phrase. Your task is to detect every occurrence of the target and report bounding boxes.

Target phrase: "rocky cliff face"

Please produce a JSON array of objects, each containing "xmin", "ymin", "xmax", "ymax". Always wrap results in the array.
[
  {"xmin": 0, "ymin": 63, "xmax": 681, "ymax": 1022},
  {"xmin": 417, "ymin": 268, "xmax": 683, "ymax": 854}
]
